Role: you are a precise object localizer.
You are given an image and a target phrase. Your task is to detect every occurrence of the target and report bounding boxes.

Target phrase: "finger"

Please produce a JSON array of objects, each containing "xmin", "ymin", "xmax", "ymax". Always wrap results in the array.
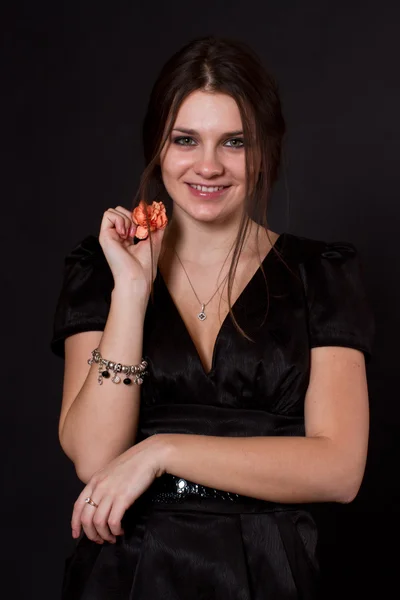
[
  {"xmin": 111, "ymin": 207, "xmax": 137, "ymax": 237},
  {"xmin": 101, "ymin": 209, "xmax": 130, "ymax": 239},
  {"xmin": 114, "ymin": 205, "xmax": 135, "ymax": 219},
  {"xmin": 128, "ymin": 222, "xmax": 138, "ymax": 238},
  {"xmin": 81, "ymin": 502, "xmax": 105, "ymax": 543},
  {"xmin": 154, "ymin": 221, "xmax": 168, "ymax": 236},
  {"xmin": 71, "ymin": 485, "xmax": 100, "ymax": 541},
  {"xmin": 107, "ymin": 498, "xmax": 128, "ymax": 537},
  {"xmin": 92, "ymin": 496, "xmax": 117, "ymax": 543},
  {"xmin": 150, "ymin": 222, "xmax": 168, "ymax": 246},
  {"xmin": 71, "ymin": 495, "xmax": 87, "ymax": 538}
]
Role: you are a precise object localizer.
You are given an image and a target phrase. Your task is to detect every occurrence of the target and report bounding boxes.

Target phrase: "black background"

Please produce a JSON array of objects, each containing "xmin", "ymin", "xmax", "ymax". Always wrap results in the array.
[{"xmin": 2, "ymin": 1, "xmax": 399, "ymax": 597}]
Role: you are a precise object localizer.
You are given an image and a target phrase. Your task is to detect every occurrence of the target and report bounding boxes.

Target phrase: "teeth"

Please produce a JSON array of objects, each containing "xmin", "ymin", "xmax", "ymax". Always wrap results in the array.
[{"xmin": 189, "ymin": 184, "xmax": 225, "ymax": 192}]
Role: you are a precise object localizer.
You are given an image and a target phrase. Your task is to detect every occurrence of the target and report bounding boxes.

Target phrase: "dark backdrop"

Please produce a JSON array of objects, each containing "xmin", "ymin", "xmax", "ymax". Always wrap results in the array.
[{"xmin": 2, "ymin": 1, "xmax": 399, "ymax": 597}]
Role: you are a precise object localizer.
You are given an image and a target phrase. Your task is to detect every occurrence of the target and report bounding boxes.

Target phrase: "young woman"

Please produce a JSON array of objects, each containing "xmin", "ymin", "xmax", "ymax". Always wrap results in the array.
[{"xmin": 50, "ymin": 35, "xmax": 375, "ymax": 599}]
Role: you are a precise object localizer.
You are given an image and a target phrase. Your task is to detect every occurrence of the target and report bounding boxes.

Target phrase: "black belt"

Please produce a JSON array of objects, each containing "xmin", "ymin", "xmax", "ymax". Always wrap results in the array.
[{"xmin": 145, "ymin": 473, "xmax": 258, "ymax": 505}]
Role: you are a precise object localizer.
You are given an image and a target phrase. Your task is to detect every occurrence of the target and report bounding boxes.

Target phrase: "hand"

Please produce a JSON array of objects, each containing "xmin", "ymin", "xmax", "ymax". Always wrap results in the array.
[
  {"xmin": 71, "ymin": 435, "xmax": 167, "ymax": 544},
  {"xmin": 99, "ymin": 205, "xmax": 168, "ymax": 292}
]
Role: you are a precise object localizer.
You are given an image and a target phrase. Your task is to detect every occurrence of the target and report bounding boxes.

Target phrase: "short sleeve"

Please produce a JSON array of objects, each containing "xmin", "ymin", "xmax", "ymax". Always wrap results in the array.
[
  {"xmin": 50, "ymin": 234, "xmax": 114, "ymax": 359},
  {"xmin": 300, "ymin": 240, "xmax": 376, "ymax": 364}
]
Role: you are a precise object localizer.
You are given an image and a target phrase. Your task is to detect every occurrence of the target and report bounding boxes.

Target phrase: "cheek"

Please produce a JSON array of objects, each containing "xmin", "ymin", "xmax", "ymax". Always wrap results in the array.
[
  {"xmin": 227, "ymin": 154, "xmax": 246, "ymax": 181},
  {"xmin": 162, "ymin": 150, "xmax": 192, "ymax": 181}
]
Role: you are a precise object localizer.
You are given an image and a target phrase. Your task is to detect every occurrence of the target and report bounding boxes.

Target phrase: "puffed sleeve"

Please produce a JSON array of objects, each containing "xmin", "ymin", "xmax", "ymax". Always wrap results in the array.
[
  {"xmin": 300, "ymin": 240, "xmax": 376, "ymax": 363},
  {"xmin": 50, "ymin": 234, "xmax": 114, "ymax": 359}
]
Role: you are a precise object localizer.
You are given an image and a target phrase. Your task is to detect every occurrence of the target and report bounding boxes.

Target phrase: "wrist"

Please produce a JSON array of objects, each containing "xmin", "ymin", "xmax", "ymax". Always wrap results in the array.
[
  {"xmin": 111, "ymin": 281, "xmax": 149, "ymax": 309},
  {"xmin": 148, "ymin": 434, "xmax": 175, "ymax": 478}
]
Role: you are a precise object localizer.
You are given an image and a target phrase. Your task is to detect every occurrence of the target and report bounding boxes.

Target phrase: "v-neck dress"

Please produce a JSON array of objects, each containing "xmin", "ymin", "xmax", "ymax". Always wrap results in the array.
[{"xmin": 50, "ymin": 231, "xmax": 375, "ymax": 600}]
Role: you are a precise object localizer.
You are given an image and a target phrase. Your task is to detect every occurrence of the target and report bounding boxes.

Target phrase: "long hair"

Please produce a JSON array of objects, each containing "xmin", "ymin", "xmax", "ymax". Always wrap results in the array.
[{"xmin": 133, "ymin": 35, "xmax": 288, "ymax": 341}]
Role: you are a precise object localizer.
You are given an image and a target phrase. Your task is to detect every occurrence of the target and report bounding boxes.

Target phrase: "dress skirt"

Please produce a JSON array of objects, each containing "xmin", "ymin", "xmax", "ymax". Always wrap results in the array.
[{"xmin": 61, "ymin": 486, "xmax": 320, "ymax": 600}]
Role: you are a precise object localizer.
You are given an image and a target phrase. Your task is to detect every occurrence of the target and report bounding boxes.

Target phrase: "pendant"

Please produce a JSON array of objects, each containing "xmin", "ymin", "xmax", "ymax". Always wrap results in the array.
[{"xmin": 197, "ymin": 304, "xmax": 206, "ymax": 321}]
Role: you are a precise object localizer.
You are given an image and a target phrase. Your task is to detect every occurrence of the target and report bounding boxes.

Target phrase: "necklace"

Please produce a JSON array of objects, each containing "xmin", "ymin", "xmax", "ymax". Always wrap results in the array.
[{"xmin": 173, "ymin": 249, "xmax": 230, "ymax": 321}]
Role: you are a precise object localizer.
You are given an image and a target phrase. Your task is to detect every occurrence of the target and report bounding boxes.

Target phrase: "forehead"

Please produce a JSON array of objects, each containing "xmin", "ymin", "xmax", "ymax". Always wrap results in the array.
[{"xmin": 173, "ymin": 90, "xmax": 242, "ymax": 131}]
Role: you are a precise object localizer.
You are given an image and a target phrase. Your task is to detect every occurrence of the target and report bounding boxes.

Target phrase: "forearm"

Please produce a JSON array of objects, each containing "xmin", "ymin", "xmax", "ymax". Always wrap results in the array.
[
  {"xmin": 61, "ymin": 283, "xmax": 149, "ymax": 481},
  {"xmin": 163, "ymin": 434, "xmax": 364, "ymax": 504}
]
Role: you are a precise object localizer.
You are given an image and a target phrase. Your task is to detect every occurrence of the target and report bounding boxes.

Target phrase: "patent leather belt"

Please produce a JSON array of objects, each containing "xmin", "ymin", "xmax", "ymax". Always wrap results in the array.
[{"xmin": 145, "ymin": 473, "xmax": 256, "ymax": 504}]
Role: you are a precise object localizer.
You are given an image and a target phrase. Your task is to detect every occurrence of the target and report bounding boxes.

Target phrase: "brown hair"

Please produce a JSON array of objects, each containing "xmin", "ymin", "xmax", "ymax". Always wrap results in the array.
[{"xmin": 133, "ymin": 35, "xmax": 289, "ymax": 341}]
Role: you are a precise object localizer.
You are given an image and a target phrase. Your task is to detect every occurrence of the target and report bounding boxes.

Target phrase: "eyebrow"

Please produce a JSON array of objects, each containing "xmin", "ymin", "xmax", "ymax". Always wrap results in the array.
[{"xmin": 172, "ymin": 127, "xmax": 244, "ymax": 137}]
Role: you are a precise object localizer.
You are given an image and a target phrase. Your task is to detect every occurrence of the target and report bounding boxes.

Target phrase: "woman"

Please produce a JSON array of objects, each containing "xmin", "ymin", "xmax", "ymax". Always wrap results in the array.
[{"xmin": 50, "ymin": 36, "xmax": 375, "ymax": 599}]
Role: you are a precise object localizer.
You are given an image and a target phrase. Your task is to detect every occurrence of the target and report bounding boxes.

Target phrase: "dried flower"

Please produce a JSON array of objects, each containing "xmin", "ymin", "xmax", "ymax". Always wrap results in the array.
[{"xmin": 131, "ymin": 200, "xmax": 168, "ymax": 240}]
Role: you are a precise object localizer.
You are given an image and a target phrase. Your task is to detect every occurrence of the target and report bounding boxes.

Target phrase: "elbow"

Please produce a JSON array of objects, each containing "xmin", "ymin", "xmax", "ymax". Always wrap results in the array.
[
  {"xmin": 59, "ymin": 432, "xmax": 96, "ymax": 484},
  {"xmin": 58, "ymin": 417, "xmax": 79, "ymax": 465},
  {"xmin": 337, "ymin": 487, "xmax": 358, "ymax": 505},
  {"xmin": 320, "ymin": 437, "xmax": 367, "ymax": 504},
  {"xmin": 336, "ymin": 477, "xmax": 363, "ymax": 504},
  {"xmin": 59, "ymin": 430, "xmax": 76, "ymax": 465},
  {"xmin": 75, "ymin": 465, "xmax": 93, "ymax": 485},
  {"xmin": 333, "ymin": 466, "xmax": 366, "ymax": 504}
]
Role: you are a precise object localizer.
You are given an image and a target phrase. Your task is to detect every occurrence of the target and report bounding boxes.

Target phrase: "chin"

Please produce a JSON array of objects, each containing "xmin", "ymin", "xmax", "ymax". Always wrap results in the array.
[
  {"xmin": 179, "ymin": 202, "xmax": 232, "ymax": 222},
  {"xmin": 169, "ymin": 191, "xmax": 242, "ymax": 222}
]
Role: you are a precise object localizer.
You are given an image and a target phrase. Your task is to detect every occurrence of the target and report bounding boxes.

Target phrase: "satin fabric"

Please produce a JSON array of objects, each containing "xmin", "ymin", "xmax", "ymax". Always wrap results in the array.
[{"xmin": 50, "ymin": 232, "xmax": 375, "ymax": 599}]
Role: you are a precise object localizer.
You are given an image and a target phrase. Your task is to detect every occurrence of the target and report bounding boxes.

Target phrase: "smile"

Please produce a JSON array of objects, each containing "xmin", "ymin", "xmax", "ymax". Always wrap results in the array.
[
  {"xmin": 186, "ymin": 182, "xmax": 231, "ymax": 199},
  {"xmin": 189, "ymin": 184, "xmax": 227, "ymax": 192}
]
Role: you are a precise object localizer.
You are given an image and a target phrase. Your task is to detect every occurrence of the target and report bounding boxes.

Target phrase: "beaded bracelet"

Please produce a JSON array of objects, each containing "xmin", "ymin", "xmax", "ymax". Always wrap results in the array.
[{"xmin": 88, "ymin": 348, "xmax": 148, "ymax": 386}]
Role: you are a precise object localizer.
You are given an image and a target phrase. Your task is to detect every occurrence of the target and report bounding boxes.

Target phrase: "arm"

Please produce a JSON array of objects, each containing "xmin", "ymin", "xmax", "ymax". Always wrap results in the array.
[
  {"xmin": 161, "ymin": 346, "xmax": 370, "ymax": 504},
  {"xmin": 60, "ymin": 282, "xmax": 149, "ymax": 482}
]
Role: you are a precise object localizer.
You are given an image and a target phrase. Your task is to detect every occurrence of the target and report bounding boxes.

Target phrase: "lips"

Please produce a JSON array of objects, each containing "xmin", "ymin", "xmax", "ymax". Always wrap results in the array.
[
  {"xmin": 185, "ymin": 182, "xmax": 231, "ymax": 199},
  {"xmin": 187, "ymin": 183, "xmax": 230, "ymax": 187}
]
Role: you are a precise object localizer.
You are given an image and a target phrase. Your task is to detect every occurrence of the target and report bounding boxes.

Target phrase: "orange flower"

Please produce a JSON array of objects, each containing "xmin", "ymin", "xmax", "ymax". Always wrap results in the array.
[{"xmin": 131, "ymin": 200, "xmax": 168, "ymax": 240}]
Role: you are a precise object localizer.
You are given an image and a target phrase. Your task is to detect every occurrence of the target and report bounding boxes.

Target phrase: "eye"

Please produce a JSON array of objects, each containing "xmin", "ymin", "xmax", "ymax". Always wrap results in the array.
[
  {"xmin": 172, "ymin": 136, "xmax": 196, "ymax": 146},
  {"xmin": 224, "ymin": 138, "xmax": 244, "ymax": 148}
]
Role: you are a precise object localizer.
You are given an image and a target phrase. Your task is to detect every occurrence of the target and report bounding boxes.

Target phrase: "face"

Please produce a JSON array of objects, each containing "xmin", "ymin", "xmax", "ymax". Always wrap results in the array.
[{"xmin": 159, "ymin": 90, "xmax": 248, "ymax": 224}]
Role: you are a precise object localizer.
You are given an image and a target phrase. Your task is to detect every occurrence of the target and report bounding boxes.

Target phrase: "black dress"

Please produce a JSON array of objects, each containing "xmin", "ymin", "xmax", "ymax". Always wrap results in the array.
[{"xmin": 50, "ymin": 231, "xmax": 375, "ymax": 600}]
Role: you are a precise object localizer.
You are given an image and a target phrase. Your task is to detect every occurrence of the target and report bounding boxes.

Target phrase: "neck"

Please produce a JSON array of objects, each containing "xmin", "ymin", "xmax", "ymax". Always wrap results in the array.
[{"xmin": 160, "ymin": 214, "xmax": 264, "ymax": 268}]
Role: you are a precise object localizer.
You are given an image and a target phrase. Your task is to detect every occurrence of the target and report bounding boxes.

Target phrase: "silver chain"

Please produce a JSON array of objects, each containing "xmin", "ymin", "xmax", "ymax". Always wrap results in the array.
[{"xmin": 173, "ymin": 249, "xmax": 230, "ymax": 321}]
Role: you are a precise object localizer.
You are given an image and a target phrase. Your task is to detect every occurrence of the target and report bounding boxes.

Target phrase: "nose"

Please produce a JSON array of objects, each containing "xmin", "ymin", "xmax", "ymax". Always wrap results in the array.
[{"xmin": 193, "ymin": 146, "xmax": 224, "ymax": 179}]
